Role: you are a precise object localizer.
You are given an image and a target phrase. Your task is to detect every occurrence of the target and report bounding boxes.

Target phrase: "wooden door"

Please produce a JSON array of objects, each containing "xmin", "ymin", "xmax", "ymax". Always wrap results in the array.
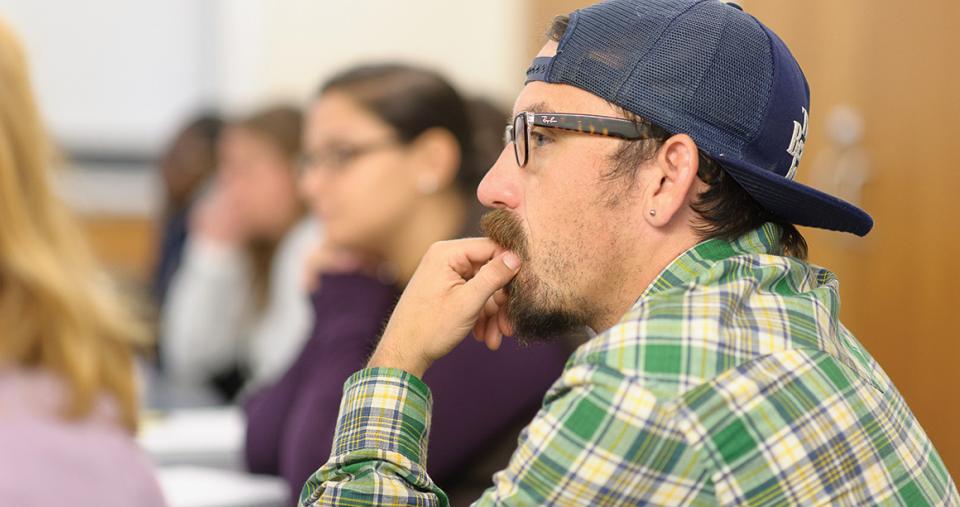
[
  {"xmin": 528, "ymin": 0, "xmax": 960, "ymax": 479},
  {"xmin": 746, "ymin": 0, "xmax": 960, "ymax": 481}
]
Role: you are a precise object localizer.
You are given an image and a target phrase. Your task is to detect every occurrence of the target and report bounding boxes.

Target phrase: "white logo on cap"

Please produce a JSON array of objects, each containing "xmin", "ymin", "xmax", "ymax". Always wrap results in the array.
[{"xmin": 786, "ymin": 107, "xmax": 808, "ymax": 180}]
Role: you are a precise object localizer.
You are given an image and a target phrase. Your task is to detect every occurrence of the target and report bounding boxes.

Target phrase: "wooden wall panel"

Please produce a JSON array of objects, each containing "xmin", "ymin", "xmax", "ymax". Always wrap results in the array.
[
  {"xmin": 80, "ymin": 214, "xmax": 156, "ymax": 282},
  {"xmin": 748, "ymin": 0, "xmax": 960, "ymax": 481}
]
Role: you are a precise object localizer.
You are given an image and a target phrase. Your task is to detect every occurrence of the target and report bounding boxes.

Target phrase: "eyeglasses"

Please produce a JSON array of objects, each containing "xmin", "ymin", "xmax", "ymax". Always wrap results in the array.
[
  {"xmin": 299, "ymin": 140, "xmax": 398, "ymax": 176},
  {"xmin": 504, "ymin": 112, "xmax": 659, "ymax": 168}
]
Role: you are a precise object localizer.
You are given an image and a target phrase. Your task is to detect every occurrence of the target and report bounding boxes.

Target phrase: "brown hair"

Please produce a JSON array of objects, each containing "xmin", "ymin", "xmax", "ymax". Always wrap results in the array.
[
  {"xmin": 236, "ymin": 106, "xmax": 303, "ymax": 162},
  {"xmin": 232, "ymin": 105, "xmax": 304, "ymax": 307}
]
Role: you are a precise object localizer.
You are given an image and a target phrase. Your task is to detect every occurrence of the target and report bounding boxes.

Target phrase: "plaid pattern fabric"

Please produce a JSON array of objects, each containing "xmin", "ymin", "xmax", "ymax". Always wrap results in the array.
[{"xmin": 301, "ymin": 223, "xmax": 959, "ymax": 506}]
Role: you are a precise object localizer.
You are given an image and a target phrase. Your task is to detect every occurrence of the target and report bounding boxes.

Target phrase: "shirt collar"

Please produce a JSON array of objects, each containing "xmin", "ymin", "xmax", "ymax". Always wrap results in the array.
[{"xmin": 638, "ymin": 222, "xmax": 784, "ymax": 301}]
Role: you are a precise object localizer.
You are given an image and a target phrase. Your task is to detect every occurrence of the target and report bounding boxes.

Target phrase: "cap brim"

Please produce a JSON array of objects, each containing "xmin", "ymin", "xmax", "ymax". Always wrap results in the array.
[{"xmin": 717, "ymin": 157, "xmax": 874, "ymax": 237}]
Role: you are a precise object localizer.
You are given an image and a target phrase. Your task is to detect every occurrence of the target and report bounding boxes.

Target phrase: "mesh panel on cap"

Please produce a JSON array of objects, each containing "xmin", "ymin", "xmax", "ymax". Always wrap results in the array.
[
  {"xmin": 551, "ymin": 0, "xmax": 685, "ymax": 101},
  {"xmin": 550, "ymin": 0, "xmax": 773, "ymax": 159},
  {"xmin": 682, "ymin": 5, "xmax": 773, "ymax": 153}
]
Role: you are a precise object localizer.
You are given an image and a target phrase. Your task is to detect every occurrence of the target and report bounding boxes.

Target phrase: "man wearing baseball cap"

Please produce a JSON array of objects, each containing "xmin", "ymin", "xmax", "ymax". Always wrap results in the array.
[{"xmin": 300, "ymin": 1, "xmax": 958, "ymax": 504}]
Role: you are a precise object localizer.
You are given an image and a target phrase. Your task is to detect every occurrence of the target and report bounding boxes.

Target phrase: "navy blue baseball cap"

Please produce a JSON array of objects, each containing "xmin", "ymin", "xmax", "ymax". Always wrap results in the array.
[{"xmin": 526, "ymin": 0, "xmax": 873, "ymax": 236}]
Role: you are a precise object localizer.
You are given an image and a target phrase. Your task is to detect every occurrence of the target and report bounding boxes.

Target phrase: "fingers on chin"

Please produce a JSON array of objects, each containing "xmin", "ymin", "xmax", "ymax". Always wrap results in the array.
[
  {"xmin": 474, "ymin": 319, "xmax": 486, "ymax": 343},
  {"xmin": 498, "ymin": 307, "xmax": 514, "ymax": 337},
  {"xmin": 486, "ymin": 332, "xmax": 502, "ymax": 351}
]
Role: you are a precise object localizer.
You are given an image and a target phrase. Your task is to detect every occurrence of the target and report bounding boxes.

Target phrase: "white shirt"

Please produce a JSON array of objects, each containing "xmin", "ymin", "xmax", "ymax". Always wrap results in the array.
[{"xmin": 161, "ymin": 218, "xmax": 321, "ymax": 392}]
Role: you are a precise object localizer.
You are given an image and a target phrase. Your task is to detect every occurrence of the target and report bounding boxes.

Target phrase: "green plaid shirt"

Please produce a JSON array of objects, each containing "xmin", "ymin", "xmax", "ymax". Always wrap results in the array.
[{"xmin": 300, "ymin": 224, "xmax": 958, "ymax": 506}]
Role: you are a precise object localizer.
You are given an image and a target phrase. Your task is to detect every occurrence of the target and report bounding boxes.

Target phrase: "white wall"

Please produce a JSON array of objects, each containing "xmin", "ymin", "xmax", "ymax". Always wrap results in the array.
[
  {"xmin": 214, "ymin": 0, "xmax": 526, "ymax": 112},
  {"xmin": 1, "ymin": 0, "xmax": 528, "ymax": 156},
  {"xmin": 0, "ymin": 0, "xmax": 215, "ymax": 154}
]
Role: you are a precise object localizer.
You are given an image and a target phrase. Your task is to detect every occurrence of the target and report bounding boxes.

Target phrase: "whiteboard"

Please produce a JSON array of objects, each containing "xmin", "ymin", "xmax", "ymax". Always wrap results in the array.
[{"xmin": 0, "ymin": 0, "xmax": 216, "ymax": 156}]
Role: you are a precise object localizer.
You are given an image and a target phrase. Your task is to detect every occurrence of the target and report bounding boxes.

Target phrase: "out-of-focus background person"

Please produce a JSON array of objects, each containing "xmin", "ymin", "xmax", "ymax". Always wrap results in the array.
[
  {"xmin": 243, "ymin": 64, "xmax": 571, "ymax": 502},
  {"xmin": 152, "ymin": 114, "xmax": 222, "ymax": 310},
  {"xmin": 0, "ymin": 18, "xmax": 166, "ymax": 506},
  {"xmin": 161, "ymin": 106, "xmax": 319, "ymax": 401}
]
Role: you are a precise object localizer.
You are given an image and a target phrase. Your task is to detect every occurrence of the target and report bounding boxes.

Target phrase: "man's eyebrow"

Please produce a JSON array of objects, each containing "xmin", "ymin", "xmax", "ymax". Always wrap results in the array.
[
  {"xmin": 527, "ymin": 102, "xmax": 550, "ymax": 114},
  {"xmin": 510, "ymin": 101, "xmax": 551, "ymax": 119}
]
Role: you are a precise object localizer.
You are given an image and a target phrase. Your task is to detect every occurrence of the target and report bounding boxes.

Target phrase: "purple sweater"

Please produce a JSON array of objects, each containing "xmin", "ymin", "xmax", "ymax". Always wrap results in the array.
[{"xmin": 244, "ymin": 273, "xmax": 569, "ymax": 498}]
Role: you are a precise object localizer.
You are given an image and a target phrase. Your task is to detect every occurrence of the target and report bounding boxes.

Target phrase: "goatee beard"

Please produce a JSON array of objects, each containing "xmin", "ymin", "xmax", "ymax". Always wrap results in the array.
[{"xmin": 480, "ymin": 210, "xmax": 591, "ymax": 344}]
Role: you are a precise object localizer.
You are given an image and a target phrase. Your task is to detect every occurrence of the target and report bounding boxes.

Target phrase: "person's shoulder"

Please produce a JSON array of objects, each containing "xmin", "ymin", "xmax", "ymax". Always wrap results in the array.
[
  {"xmin": 0, "ymin": 369, "xmax": 165, "ymax": 506},
  {"xmin": 563, "ymin": 246, "xmax": 852, "ymax": 402},
  {"xmin": 0, "ymin": 367, "xmax": 132, "ymax": 431},
  {"xmin": 671, "ymin": 348, "xmax": 885, "ymax": 459},
  {"xmin": 0, "ymin": 368, "xmax": 74, "ymax": 417},
  {"xmin": 690, "ymin": 248, "xmax": 835, "ymax": 295},
  {"xmin": 676, "ymin": 348, "xmax": 865, "ymax": 411},
  {"xmin": 670, "ymin": 348, "xmax": 956, "ymax": 505}
]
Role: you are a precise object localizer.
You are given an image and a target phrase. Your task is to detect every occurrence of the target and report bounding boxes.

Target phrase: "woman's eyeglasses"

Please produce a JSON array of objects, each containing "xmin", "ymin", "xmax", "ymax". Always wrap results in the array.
[
  {"xmin": 504, "ymin": 112, "xmax": 659, "ymax": 168},
  {"xmin": 299, "ymin": 140, "xmax": 398, "ymax": 176}
]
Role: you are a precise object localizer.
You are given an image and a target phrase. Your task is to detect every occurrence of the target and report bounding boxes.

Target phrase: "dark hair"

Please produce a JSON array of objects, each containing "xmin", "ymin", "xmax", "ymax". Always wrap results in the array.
[
  {"xmin": 161, "ymin": 113, "xmax": 224, "ymax": 209},
  {"xmin": 546, "ymin": 16, "xmax": 807, "ymax": 259},
  {"xmin": 232, "ymin": 105, "xmax": 305, "ymax": 309},
  {"xmin": 188, "ymin": 113, "xmax": 224, "ymax": 149},
  {"xmin": 318, "ymin": 63, "xmax": 504, "ymax": 197}
]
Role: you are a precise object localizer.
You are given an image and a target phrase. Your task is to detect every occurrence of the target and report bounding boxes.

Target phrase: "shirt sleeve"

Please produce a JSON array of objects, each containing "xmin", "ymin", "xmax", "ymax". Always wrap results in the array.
[
  {"xmin": 299, "ymin": 367, "xmax": 448, "ymax": 507},
  {"xmin": 161, "ymin": 236, "xmax": 252, "ymax": 386},
  {"xmin": 246, "ymin": 218, "xmax": 320, "ymax": 388},
  {"xmin": 299, "ymin": 363, "xmax": 716, "ymax": 506}
]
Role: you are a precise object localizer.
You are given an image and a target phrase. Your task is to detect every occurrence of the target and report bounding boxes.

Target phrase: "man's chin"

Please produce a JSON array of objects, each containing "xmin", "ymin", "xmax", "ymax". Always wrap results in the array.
[
  {"xmin": 511, "ymin": 326, "xmax": 590, "ymax": 348},
  {"xmin": 503, "ymin": 260, "xmax": 593, "ymax": 345},
  {"xmin": 506, "ymin": 297, "xmax": 591, "ymax": 346}
]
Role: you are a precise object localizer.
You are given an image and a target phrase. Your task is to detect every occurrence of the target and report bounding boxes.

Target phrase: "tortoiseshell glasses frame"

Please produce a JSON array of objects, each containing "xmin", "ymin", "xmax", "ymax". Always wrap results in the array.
[{"xmin": 504, "ymin": 112, "xmax": 658, "ymax": 168}]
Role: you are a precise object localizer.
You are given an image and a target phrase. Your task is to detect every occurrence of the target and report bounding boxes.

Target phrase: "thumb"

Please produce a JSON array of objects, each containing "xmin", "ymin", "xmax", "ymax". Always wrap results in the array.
[{"xmin": 460, "ymin": 251, "xmax": 521, "ymax": 310}]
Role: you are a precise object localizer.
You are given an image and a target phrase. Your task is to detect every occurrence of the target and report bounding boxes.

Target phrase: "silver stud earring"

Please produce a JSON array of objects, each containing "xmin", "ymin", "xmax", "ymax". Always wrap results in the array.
[{"xmin": 649, "ymin": 209, "xmax": 657, "ymax": 216}]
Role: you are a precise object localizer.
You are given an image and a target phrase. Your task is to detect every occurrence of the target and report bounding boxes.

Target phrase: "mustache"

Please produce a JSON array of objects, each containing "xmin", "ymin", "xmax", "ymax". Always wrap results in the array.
[{"xmin": 480, "ymin": 210, "xmax": 528, "ymax": 260}]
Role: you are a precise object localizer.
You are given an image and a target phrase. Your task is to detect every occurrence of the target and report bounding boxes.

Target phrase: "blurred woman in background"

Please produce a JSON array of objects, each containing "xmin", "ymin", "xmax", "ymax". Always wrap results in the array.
[
  {"xmin": 0, "ymin": 18, "xmax": 165, "ymax": 506},
  {"xmin": 243, "ymin": 64, "xmax": 570, "ymax": 503},
  {"xmin": 161, "ymin": 106, "xmax": 319, "ymax": 400},
  {"xmin": 152, "ymin": 113, "xmax": 223, "ymax": 308}
]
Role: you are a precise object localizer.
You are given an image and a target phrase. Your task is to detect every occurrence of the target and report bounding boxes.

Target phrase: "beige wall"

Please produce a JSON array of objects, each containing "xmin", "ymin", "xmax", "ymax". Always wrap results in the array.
[{"xmin": 217, "ymin": 0, "xmax": 529, "ymax": 112}]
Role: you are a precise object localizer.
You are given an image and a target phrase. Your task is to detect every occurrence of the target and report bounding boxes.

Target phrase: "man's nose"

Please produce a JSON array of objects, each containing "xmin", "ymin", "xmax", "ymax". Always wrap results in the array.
[{"xmin": 477, "ymin": 146, "xmax": 521, "ymax": 210}]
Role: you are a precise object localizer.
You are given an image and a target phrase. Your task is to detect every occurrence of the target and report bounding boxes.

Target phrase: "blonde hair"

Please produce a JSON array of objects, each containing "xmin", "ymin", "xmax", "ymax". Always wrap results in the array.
[{"xmin": 0, "ymin": 18, "xmax": 146, "ymax": 432}]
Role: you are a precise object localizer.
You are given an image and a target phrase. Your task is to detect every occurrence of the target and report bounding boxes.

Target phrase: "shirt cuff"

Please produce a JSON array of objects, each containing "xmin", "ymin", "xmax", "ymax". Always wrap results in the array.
[{"xmin": 332, "ymin": 367, "xmax": 433, "ymax": 465}]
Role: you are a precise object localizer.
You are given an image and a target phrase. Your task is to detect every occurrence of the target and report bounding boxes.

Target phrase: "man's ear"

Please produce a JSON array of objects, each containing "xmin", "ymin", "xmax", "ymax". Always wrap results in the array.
[
  {"xmin": 408, "ymin": 128, "xmax": 461, "ymax": 194},
  {"xmin": 643, "ymin": 134, "xmax": 699, "ymax": 227}
]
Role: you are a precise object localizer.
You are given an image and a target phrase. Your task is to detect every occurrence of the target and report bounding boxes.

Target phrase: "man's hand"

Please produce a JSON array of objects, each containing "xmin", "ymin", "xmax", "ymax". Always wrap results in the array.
[{"xmin": 367, "ymin": 238, "xmax": 521, "ymax": 378}]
